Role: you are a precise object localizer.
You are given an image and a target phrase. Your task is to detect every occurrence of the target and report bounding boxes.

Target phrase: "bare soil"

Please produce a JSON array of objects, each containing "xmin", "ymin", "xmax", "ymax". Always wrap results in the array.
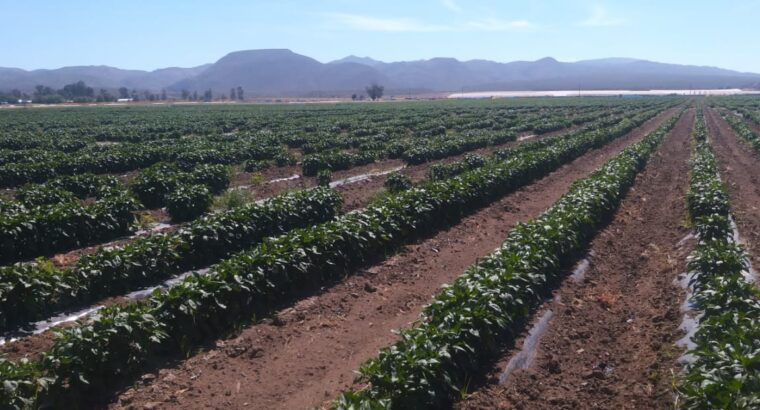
[
  {"xmin": 107, "ymin": 109, "xmax": 678, "ymax": 410},
  {"xmin": 234, "ymin": 125, "xmax": 582, "ymax": 212},
  {"xmin": 0, "ymin": 122, "xmax": 591, "ymax": 361},
  {"xmin": 737, "ymin": 113, "xmax": 760, "ymax": 137},
  {"xmin": 458, "ymin": 110, "xmax": 695, "ymax": 410},
  {"xmin": 704, "ymin": 108, "xmax": 760, "ymax": 272}
]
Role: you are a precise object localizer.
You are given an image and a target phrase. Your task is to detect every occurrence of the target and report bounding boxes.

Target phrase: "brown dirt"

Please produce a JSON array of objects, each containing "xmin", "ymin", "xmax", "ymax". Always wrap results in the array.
[
  {"xmin": 704, "ymin": 107, "xmax": 760, "ymax": 271},
  {"xmin": 0, "ymin": 122, "xmax": 595, "ymax": 361},
  {"xmin": 234, "ymin": 124, "xmax": 585, "ymax": 212},
  {"xmin": 336, "ymin": 125, "xmax": 582, "ymax": 211},
  {"xmin": 458, "ymin": 110, "xmax": 695, "ymax": 410},
  {"xmin": 46, "ymin": 208, "xmax": 173, "ymax": 269},
  {"xmin": 735, "ymin": 111, "xmax": 760, "ymax": 136},
  {"xmin": 107, "ymin": 109, "xmax": 679, "ymax": 410}
]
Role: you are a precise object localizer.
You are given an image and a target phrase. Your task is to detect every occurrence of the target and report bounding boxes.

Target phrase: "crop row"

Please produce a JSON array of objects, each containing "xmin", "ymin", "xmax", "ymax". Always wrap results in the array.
[
  {"xmin": 130, "ymin": 162, "xmax": 232, "ymax": 221},
  {"xmin": 0, "ymin": 101, "xmax": 541, "ymax": 147},
  {"xmin": 334, "ymin": 111, "xmax": 681, "ymax": 409},
  {"xmin": 299, "ymin": 106, "xmax": 633, "ymax": 176},
  {"xmin": 0, "ymin": 136, "xmax": 287, "ymax": 188},
  {"xmin": 0, "ymin": 162, "xmax": 235, "ymax": 266},
  {"xmin": 0, "ymin": 187, "xmax": 342, "ymax": 334},
  {"xmin": 0, "ymin": 106, "xmax": 668, "ymax": 408},
  {"xmin": 0, "ymin": 107, "xmax": 664, "ymax": 332},
  {"xmin": 675, "ymin": 112, "xmax": 760, "ymax": 408},
  {"xmin": 0, "ymin": 100, "xmax": 673, "ymax": 190},
  {"xmin": 721, "ymin": 111, "xmax": 760, "ymax": 152},
  {"xmin": 13, "ymin": 174, "xmax": 123, "ymax": 207},
  {"xmin": 0, "ymin": 189, "xmax": 138, "ymax": 265},
  {"xmin": 425, "ymin": 112, "xmax": 643, "ymax": 181}
]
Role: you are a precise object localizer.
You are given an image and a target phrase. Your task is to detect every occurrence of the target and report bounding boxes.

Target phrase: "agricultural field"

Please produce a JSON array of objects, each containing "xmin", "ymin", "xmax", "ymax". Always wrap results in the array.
[{"xmin": 2, "ymin": 95, "xmax": 760, "ymax": 409}]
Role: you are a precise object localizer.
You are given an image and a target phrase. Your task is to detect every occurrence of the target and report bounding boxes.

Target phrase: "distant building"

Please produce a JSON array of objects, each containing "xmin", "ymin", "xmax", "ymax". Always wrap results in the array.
[{"xmin": 116, "ymin": 98, "xmax": 133, "ymax": 102}]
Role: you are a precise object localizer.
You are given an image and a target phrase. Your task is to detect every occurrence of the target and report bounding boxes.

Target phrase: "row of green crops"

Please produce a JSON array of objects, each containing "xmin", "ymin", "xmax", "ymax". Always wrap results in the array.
[
  {"xmin": 675, "ymin": 112, "xmax": 760, "ymax": 409},
  {"xmin": 0, "ymin": 136, "xmax": 287, "ymax": 188},
  {"xmin": 333, "ymin": 111, "xmax": 681, "ymax": 409},
  {"xmin": 0, "ymin": 165, "xmax": 229, "ymax": 266},
  {"xmin": 0, "ymin": 98, "xmax": 660, "ymax": 151},
  {"xmin": 399, "ymin": 129, "xmax": 516, "ymax": 165},
  {"xmin": 14, "ymin": 174, "xmax": 123, "ymax": 207},
  {"xmin": 721, "ymin": 111, "xmax": 760, "ymax": 152},
  {"xmin": 0, "ymin": 99, "xmax": 675, "ymax": 190},
  {"xmin": 429, "ymin": 153, "xmax": 486, "ymax": 180},
  {"xmin": 424, "ymin": 109, "xmax": 656, "ymax": 182},
  {"xmin": 0, "ymin": 163, "xmax": 233, "ymax": 263},
  {"xmin": 131, "ymin": 163, "xmax": 230, "ymax": 208},
  {"xmin": 299, "ymin": 106, "xmax": 633, "ymax": 176},
  {"xmin": 0, "ymin": 190, "xmax": 138, "ymax": 265},
  {"xmin": 0, "ymin": 105, "xmax": 670, "ymax": 408},
  {"xmin": 0, "ymin": 187, "xmax": 342, "ymax": 333},
  {"xmin": 130, "ymin": 162, "xmax": 231, "ymax": 221},
  {"xmin": 0, "ymin": 105, "xmax": 665, "ymax": 333},
  {"xmin": 302, "ymin": 150, "xmax": 378, "ymax": 176}
]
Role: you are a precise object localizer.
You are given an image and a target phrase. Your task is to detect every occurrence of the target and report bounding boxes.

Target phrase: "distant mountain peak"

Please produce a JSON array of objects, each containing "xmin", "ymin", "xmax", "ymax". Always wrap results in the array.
[
  {"xmin": 2, "ymin": 49, "xmax": 759, "ymax": 96},
  {"xmin": 577, "ymin": 57, "xmax": 643, "ymax": 65},
  {"xmin": 536, "ymin": 57, "xmax": 559, "ymax": 63},
  {"xmin": 329, "ymin": 55, "xmax": 383, "ymax": 66}
]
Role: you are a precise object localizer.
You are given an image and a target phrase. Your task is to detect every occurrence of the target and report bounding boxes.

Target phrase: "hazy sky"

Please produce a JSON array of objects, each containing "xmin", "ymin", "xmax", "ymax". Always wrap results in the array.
[{"xmin": 3, "ymin": 0, "xmax": 758, "ymax": 72}]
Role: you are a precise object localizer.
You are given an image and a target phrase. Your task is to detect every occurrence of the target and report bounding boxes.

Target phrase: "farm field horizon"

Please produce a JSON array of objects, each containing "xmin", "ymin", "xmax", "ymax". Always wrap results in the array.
[{"xmin": 1, "ymin": 94, "xmax": 760, "ymax": 409}]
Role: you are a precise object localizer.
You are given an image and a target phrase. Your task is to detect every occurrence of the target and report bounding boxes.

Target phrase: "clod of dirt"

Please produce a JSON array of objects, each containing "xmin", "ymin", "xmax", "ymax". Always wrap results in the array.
[{"xmin": 363, "ymin": 283, "xmax": 377, "ymax": 293}]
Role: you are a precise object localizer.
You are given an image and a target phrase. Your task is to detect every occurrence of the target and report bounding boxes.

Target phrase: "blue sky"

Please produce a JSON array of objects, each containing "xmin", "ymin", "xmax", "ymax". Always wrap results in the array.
[{"xmin": 3, "ymin": 0, "xmax": 758, "ymax": 72}]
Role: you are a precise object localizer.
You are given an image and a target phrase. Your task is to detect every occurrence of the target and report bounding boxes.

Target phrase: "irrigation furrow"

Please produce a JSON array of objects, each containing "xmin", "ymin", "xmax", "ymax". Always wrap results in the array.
[
  {"xmin": 333, "ymin": 109, "xmax": 685, "ymax": 409},
  {"xmin": 0, "ymin": 107, "xmax": 680, "ymax": 408},
  {"xmin": 108, "ymin": 108, "xmax": 680, "ymax": 410},
  {"xmin": 703, "ymin": 108, "xmax": 760, "ymax": 273},
  {"xmin": 673, "ymin": 109, "xmax": 760, "ymax": 408},
  {"xmin": 0, "ymin": 108, "xmax": 665, "ymax": 343},
  {"xmin": 454, "ymin": 108, "xmax": 694, "ymax": 409}
]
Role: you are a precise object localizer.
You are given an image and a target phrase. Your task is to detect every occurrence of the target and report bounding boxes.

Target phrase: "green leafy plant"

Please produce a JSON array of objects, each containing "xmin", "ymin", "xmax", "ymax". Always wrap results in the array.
[
  {"xmin": 249, "ymin": 173, "xmax": 265, "ymax": 186},
  {"xmin": 0, "ymin": 187, "xmax": 342, "ymax": 333},
  {"xmin": 0, "ymin": 105, "xmax": 679, "ymax": 407},
  {"xmin": 213, "ymin": 188, "xmax": 254, "ymax": 210},
  {"xmin": 383, "ymin": 171, "xmax": 412, "ymax": 193},
  {"xmin": 317, "ymin": 169, "xmax": 333, "ymax": 186},
  {"xmin": 166, "ymin": 184, "xmax": 212, "ymax": 222},
  {"xmin": 675, "ymin": 111, "xmax": 760, "ymax": 409},
  {"xmin": 334, "ymin": 113, "xmax": 681, "ymax": 408}
]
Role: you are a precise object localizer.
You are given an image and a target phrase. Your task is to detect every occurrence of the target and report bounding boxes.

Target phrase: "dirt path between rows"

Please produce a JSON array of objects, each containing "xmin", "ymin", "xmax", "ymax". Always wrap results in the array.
[
  {"xmin": 459, "ymin": 109, "xmax": 695, "ymax": 410},
  {"xmin": 0, "ymin": 123, "xmax": 594, "ymax": 361},
  {"xmin": 109, "ymin": 109, "xmax": 679, "ymax": 410},
  {"xmin": 705, "ymin": 108, "xmax": 760, "ymax": 272},
  {"xmin": 240, "ymin": 124, "xmax": 583, "ymax": 212},
  {"xmin": 736, "ymin": 111, "xmax": 760, "ymax": 137}
]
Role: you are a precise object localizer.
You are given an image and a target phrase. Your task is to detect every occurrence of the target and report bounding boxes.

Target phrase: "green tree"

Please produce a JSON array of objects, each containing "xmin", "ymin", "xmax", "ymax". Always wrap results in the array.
[
  {"xmin": 230, "ymin": 87, "xmax": 236, "ymax": 100},
  {"xmin": 118, "ymin": 87, "xmax": 129, "ymax": 99},
  {"xmin": 236, "ymin": 86, "xmax": 244, "ymax": 100},
  {"xmin": 96, "ymin": 89, "xmax": 115, "ymax": 102},
  {"xmin": 61, "ymin": 81, "xmax": 93, "ymax": 99},
  {"xmin": 365, "ymin": 83, "xmax": 384, "ymax": 101}
]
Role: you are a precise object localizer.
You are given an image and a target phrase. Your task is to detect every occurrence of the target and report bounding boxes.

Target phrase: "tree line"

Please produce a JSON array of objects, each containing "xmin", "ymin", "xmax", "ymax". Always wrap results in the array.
[
  {"xmin": 0, "ymin": 81, "xmax": 248, "ymax": 104},
  {"xmin": 1, "ymin": 81, "xmax": 386, "ymax": 104},
  {"xmin": 23, "ymin": 81, "xmax": 123, "ymax": 104}
]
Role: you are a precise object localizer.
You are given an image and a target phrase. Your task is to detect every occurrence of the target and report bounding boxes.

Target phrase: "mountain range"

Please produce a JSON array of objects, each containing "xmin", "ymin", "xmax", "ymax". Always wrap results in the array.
[{"xmin": 2, "ymin": 49, "xmax": 759, "ymax": 97}]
